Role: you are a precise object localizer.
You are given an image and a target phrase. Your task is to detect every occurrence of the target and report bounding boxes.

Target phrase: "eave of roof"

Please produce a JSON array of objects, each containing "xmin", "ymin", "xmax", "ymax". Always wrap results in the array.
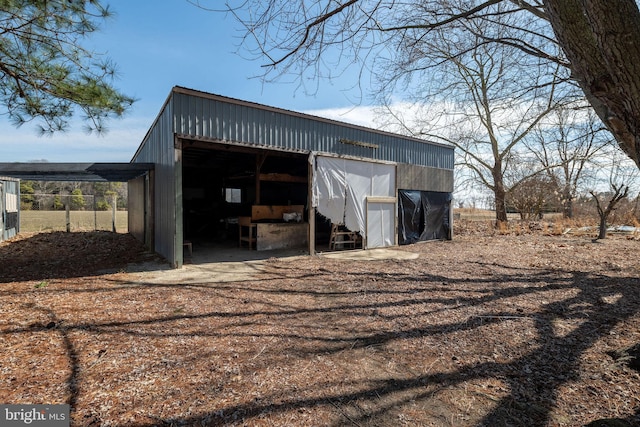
[{"xmin": 0, "ymin": 163, "xmax": 154, "ymax": 182}]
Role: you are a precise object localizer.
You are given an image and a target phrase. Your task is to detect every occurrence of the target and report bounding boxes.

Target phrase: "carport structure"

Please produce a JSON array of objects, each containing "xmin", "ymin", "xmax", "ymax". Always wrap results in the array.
[
  {"xmin": 130, "ymin": 86, "xmax": 455, "ymax": 268},
  {"xmin": 0, "ymin": 162, "xmax": 153, "ymax": 236}
]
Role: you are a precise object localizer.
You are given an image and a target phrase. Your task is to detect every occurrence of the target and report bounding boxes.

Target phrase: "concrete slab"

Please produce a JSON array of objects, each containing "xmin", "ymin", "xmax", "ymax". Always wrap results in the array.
[
  {"xmin": 319, "ymin": 247, "xmax": 420, "ymax": 261},
  {"xmin": 132, "ymin": 246, "xmax": 418, "ymax": 285},
  {"xmin": 140, "ymin": 259, "xmax": 276, "ymax": 284}
]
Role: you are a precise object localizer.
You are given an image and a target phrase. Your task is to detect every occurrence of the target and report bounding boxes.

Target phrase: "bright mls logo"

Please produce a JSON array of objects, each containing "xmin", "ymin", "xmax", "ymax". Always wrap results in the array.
[{"xmin": 1, "ymin": 405, "xmax": 69, "ymax": 426}]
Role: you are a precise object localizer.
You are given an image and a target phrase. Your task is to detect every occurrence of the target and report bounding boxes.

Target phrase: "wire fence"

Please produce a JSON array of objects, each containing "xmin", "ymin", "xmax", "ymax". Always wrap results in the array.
[{"xmin": 20, "ymin": 194, "xmax": 128, "ymax": 233}]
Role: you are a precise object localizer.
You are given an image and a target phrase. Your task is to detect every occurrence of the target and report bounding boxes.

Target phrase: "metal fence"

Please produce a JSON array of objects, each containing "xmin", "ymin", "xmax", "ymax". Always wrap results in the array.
[{"xmin": 20, "ymin": 194, "xmax": 128, "ymax": 233}]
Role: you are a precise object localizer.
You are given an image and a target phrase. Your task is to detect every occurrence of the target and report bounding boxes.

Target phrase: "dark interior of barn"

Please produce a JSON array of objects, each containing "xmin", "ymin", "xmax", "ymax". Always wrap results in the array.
[{"xmin": 181, "ymin": 142, "xmax": 332, "ymax": 252}]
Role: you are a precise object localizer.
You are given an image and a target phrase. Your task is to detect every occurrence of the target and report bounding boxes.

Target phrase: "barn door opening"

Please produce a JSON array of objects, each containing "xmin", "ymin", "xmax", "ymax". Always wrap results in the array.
[{"xmin": 312, "ymin": 155, "xmax": 396, "ymax": 250}]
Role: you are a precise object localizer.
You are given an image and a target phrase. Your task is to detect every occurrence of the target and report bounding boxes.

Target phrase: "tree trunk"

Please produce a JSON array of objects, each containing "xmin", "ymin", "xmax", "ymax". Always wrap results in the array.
[
  {"xmin": 562, "ymin": 186, "xmax": 574, "ymax": 219},
  {"xmin": 598, "ymin": 216, "xmax": 608, "ymax": 240},
  {"xmin": 544, "ymin": 0, "xmax": 640, "ymax": 168},
  {"xmin": 494, "ymin": 172, "xmax": 508, "ymax": 225}
]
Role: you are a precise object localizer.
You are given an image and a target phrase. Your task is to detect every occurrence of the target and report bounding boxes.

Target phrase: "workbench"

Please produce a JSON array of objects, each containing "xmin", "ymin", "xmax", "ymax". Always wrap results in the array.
[{"xmin": 239, "ymin": 205, "xmax": 307, "ymax": 251}]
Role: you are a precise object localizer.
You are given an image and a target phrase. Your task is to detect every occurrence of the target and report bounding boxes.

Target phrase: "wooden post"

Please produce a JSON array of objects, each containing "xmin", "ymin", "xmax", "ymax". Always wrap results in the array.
[
  {"xmin": 112, "ymin": 193, "xmax": 117, "ymax": 232},
  {"xmin": 255, "ymin": 153, "xmax": 267, "ymax": 204},
  {"xmin": 308, "ymin": 154, "xmax": 315, "ymax": 255},
  {"xmin": 65, "ymin": 199, "xmax": 70, "ymax": 232}
]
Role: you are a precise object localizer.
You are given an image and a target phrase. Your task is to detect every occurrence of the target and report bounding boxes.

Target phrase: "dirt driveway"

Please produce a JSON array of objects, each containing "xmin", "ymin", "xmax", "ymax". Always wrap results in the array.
[{"xmin": 1, "ymin": 229, "xmax": 639, "ymax": 426}]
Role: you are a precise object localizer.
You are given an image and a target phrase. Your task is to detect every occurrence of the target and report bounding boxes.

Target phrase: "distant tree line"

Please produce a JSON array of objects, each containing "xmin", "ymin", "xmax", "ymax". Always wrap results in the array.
[
  {"xmin": 20, "ymin": 181, "xmax": 127, "ymax": 211},
  {"xmin": 504, "ymin": 177, "xmax": 639, "ymax": 224}
]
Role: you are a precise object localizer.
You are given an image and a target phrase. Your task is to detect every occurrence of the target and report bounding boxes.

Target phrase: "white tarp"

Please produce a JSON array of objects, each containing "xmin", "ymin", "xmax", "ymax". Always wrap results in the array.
[
  {"xmin": 367, "ymin": 200, "xmax": 396, "ymax": 248},
  {"xmin": 312, "ymin": 155, "xmax": 395, "ymax": 243},
  {"xmin": 5, "ymin": 192, "xmax": 17, "ymax": 212}
]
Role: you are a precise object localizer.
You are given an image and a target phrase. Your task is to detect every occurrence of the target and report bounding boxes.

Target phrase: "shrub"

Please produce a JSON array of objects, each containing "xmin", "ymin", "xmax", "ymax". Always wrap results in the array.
[
  {"xmin": 71, "ymin": 189, "xmax": 85, "ymax": 210},
  {"xmin": 53, "ymin": 196, "xmax": 64, "ymax": 210},
  {"xmin": 96, "ymin": 200, "xmax": 111, "ymax": 211}
]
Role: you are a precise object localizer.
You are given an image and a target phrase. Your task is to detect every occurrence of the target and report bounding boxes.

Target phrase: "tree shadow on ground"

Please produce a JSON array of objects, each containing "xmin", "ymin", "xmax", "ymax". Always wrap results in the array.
[
  {"xmin": 103, "ymin": 268, "xmax": 640, "ymax": 425},
  {"xmin": 168, "ymin": 266, "xmax": 638, "ymax": 426},
  {"xmin": 2, "ymin": 248, "xmax": 639, "ymax": 426},
  {"xmin": 133, "ymin": 266, "xmax": 634, "ymax": 425}
]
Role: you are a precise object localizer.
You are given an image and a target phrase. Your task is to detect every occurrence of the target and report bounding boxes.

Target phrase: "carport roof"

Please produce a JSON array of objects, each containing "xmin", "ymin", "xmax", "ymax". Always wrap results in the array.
[{"xmin": 0, "ymin": 162, "xmax": 153, "ymax": 182}]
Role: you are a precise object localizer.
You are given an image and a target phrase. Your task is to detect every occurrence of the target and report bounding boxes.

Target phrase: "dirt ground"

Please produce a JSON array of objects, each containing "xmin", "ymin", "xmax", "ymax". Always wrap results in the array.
[{"xmin": 1, "ymin": 222, "xmax": 639, "ymax": 427}]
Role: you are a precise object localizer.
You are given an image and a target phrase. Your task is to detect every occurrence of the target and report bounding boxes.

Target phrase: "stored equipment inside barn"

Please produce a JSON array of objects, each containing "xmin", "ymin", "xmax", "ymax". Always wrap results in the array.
[{"xmin": 130, "ymin": 86, "xmax": 455, "ymax": 267}]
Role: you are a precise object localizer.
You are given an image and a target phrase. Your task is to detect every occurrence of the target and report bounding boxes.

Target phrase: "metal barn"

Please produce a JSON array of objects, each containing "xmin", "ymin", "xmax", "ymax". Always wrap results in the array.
[
  {"xmin": 0, "ymin": 176, "xmax": 20, "ymax": 242},
  {"xmin": 129, "ymin": 86, "xmax": 454, "ymax": 267}
]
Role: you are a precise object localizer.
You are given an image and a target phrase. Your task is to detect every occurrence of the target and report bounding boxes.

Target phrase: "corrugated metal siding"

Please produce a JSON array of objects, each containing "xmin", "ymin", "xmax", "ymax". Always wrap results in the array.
[
  {"xmin": 128, "ymin": 175, "xmax": 145, "ymax": 242},
  {"xmin": 131, "ymin": 101, "xmax": 177, "ymax": 266},
  {"xmin": 397, "ymin": 164, "xmax": 454, "ymax": 193},
  {"xmin": 171, "ymin": 89, "xmax": 454, "ymax": 170},
  {"xmin": 1, "ymin": 177, "xmax": 20, "ymax": 241},
  {"xmin": 130, "ymin": 87, "xmax": 454, "ymax": 267}
]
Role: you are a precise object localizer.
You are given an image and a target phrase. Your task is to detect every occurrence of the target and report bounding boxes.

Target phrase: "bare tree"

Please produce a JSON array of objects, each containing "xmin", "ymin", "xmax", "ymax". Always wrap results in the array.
[
  {"xmin": 32, "ymin": 181, "xmax": 56, "ymax": 210},
  {"xmin": 199, "ymin": 0, "xmax": 640, "ymax": 168},
  {"xmin": 587, "ymin": 151, "xmax": 638, "ymax": 239},
  {"xmin": 508, "ymin": 175, "xmax": 558, "ymax": 220},
  {"xmin": 590, "ymin": 184, "xmax": 629, "ymax": 240},
  {"xmin": 378, "ymin": 21, "xmax": 564, "ymax": 224},
  {"xmin": 526, "ymin": 106, "xmax": 612, "ymax": 218},
  {"xmin": 504, "ymin": 157, "xmax": 561, "ymax": 220}
]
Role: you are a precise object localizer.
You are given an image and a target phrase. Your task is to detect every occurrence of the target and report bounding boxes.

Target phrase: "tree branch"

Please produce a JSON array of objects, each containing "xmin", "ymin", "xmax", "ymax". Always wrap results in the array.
[{"xmin": 267, "ymin": 0, "xmax": 361, "ymax": 67}]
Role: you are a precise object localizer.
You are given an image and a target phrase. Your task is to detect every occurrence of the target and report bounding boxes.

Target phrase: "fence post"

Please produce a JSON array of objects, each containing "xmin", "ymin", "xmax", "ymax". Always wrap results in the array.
[
  {"xmin": 112, "ymin": 193, "xmax": 117, "ymax": 233},
  {"xmin": 65, "ymin": 198, "xmax": 70, "ymax": 232}
]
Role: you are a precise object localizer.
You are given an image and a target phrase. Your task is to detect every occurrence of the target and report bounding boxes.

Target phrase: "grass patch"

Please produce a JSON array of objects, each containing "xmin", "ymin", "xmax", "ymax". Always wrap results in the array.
[{"xmin": 20, "ymin": 210, "xmax": 128, "ymax": 233}]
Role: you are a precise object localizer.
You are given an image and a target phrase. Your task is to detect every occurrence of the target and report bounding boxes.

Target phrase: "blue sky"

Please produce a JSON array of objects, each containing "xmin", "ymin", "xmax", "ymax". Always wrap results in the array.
[{"xmin": 0, "ymin": 1, "xmax": 378, "ymax": 163}]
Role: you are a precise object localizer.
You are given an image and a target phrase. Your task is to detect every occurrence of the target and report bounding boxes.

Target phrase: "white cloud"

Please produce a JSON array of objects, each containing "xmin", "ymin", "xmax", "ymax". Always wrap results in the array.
[{"xmin": 302, "ymin": 105, "xmax": 382, "ymax": 129}]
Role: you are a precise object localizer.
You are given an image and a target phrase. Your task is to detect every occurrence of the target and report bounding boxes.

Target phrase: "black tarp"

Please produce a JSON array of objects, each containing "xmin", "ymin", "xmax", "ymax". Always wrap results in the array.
[
  {"xmin": 4, "ymin": 212, "xmax": 18, "ymax": 230},
  {"xmin": 398, "ymin": 190, "xmax": 452, "ymax": 244}
]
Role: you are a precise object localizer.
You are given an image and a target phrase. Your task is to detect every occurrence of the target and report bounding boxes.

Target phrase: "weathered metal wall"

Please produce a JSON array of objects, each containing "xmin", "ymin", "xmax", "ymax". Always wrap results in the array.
[
  {"xmin": 1, "ymin": 177, "xmax": 20, "ymax": 241},
  {"xmin": 397, "ymin": 164, "xmax": 454, "ymax": 193},
  {"xmin": 128, "ymin": 175, "xmax": 145, "ymax": 243},
  {"xmin": 131, "ymin": 99, "xmax": 179, "ymax": 266},
  {"xmin": 172, "ymin": 87, "xmax": 454, "ymax": 170},
  {"xmin": 130, "ymin": 87, "xmax": 455, "ymax": 267}
]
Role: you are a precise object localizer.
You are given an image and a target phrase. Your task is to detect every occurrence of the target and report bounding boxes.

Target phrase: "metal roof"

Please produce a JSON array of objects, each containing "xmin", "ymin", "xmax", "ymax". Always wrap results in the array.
[
  {"xmin": 133, "ymin": 86, "xmax": 455, "ymax": 171},
  {"xmin": 0, "ymin": 163, "xmax": 153, "ymax": 182}
]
